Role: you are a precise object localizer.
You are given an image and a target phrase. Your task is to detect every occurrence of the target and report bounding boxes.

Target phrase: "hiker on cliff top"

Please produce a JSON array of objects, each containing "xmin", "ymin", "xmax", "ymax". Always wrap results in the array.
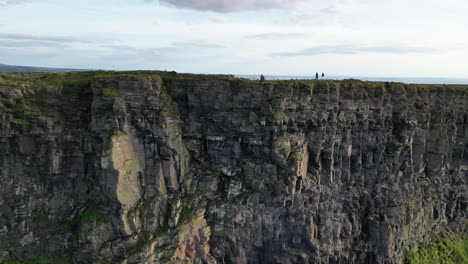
[
  {"xmin": 315, "ymin": 72, "xmax": 319, "ymax": 80},
  {"xmin": 260, "ymin": 74, "xmax": 265, "ymax": 82},
  {"xmin": 322, "ymin": 73, "xmax": 325, "ymax": 78}
]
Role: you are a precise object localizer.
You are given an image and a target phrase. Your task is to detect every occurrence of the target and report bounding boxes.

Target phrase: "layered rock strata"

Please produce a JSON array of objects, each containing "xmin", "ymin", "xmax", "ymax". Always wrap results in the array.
[{"xmin": 0, "ymin": 72, "xmax": 466, "ymax": 263}]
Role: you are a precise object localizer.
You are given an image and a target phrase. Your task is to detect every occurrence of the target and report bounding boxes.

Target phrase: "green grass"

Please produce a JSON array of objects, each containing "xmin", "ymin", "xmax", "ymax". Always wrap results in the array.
[
  {"xmin": 60, "ymin": 83, "xmax": 91, "ymax": 108},
  {"xmin": 102, "ymin": 87, "xmax": 119, "ymax": 98},
  {"xmin": 286, "ymin": 152, "xmax": 301, "ymax": 169},
  {"xmin": 8, "ymin": 94, "xmax": 51, "ymax": 126},
  {"xmin": 135, "ymin": 231, "xmax": 153, "ymax": 248},
  {"xmin": 1, "ymin": 255, "xmax": 71, "ymax": 264},
  {"xmin": 58, "ymin": 219, "xmax": 74, "ymax": 233},
  {"xmin": 13, "ymin": 99, "xmax": 32, "ymax": 116},
  {"xmin": 155, "ymin": 222, "xmax": 170, "ymax": 237},
  {"xmin": 157, "ymin": 90, "xmax": 178, "ymax": 118},
  {"xmin": 264, "ymin": 97, "xmax": 284, "ymax": 110},
  {"xmin": 1, "ymin": 71, "xmax": 467, "ymax": 94},
  {"xmin": 57, "ymin": 203, "xmax": 106, "ymax": 242},
  {"xmin": 102, "ymin": 122, "xmax": 116, "ymax": 153},
  {"xmin": 178, "ymin": 207, "xmax": 193, "ymax": 225},
  {"xmin": 10, "ymin": 118, "xmax": 27, "ymax": 125},
  {"xmin": 80, "ymin": 203, "xmax": 106, "ymax": 225},
  {"xmin": 405, "ymin": 235, "xmax": 468, "ymax": 264}
]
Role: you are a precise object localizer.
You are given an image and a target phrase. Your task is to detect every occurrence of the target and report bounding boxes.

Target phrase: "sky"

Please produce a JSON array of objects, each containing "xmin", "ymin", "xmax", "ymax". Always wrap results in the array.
[{"xmin": 0, "ymin": 0, "xmax": 467, "ymax": 77}]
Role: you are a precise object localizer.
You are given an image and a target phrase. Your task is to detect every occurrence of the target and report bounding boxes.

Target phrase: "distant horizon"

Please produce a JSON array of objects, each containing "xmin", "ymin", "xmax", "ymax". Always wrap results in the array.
[
  {"xmin": 236, "ymin": 74, "xmax": 468, "ymax": 85},
  {"xmin": 2, "ymin": 62, "xmax": 468, "ymax": 81},
  {"xmin": 2, "ymin": 62, "xmax": 468, "ymax": 85}
]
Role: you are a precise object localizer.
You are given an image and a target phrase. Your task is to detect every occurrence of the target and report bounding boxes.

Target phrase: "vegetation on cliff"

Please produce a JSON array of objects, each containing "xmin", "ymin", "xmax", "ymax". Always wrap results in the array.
[
  {"xmin": 2, "ymin": 71, "xmax": 468, "ymax": 92},
  {"xmin": 405, "ymin": 235, "xmax": 468, "ymax": 264}
]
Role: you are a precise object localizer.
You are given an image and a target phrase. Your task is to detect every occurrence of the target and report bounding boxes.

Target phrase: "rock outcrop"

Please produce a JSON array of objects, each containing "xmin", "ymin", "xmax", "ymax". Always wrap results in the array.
[{"xmin": 0, "ymin": 72, "xmax": 466, "ymax": 263}]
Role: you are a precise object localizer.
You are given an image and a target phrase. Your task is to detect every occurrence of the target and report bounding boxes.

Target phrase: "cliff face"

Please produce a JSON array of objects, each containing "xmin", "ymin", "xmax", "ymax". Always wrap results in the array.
[{"xmin": 0, "ymin": 72, "xmax": 467, "ymax": 264}]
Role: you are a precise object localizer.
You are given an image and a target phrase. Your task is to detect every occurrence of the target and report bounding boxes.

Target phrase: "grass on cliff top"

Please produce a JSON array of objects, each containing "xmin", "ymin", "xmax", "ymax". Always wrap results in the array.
[
  {"xmin": 0, "ymin": 71, "xmax": 356, "ymax": 88},
  {"xmin": 0, "ymin": 70, "xmax": 230, "ymax": 87},
  {"xmin": 1, "ymin": 71, "xmax": 467, "ymax": 93},
  {"xmin": 405, "ymin": 235, "xmax": 468, "ymax": 264}
]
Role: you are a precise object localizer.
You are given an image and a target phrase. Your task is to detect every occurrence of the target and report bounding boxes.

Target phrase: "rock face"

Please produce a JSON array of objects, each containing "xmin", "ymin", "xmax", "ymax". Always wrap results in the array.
[{"xmin": 0, "ymin": 72, "xmax": 467, "ymax": 263}]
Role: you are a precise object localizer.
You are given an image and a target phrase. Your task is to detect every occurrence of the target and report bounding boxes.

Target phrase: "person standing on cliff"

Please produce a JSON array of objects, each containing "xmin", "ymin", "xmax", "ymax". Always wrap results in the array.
[
  {"xmin": 260, "ymin": 74, "xmax": 265, "ymax": 82},
  {"xmin": 315, "ymin": 72, "xmax": 319, "ymax": 80},
  {"xmin": 322, "ymin": 72, "xmax": 325, "ymax": 78}
]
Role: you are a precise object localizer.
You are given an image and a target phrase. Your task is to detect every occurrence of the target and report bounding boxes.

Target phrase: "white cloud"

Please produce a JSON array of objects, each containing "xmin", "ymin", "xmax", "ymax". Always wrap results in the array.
[
  {"xmin": 0, "ymin": 33, "xmax": 108, "ymax": 44},
  {"xmin": 271, "ymin": 45, "xmax": 447, "ymax": 57},
  {"xmin": 0, "ymin": 0, "xmax": 31, "ymax": 6},
  {"xmin": 247, "ymin": 32, "xmax": 310, "ymax": 40},
  {"xmin": 157, "ymin": 0, "xmax": 308, "ymax": 12}
]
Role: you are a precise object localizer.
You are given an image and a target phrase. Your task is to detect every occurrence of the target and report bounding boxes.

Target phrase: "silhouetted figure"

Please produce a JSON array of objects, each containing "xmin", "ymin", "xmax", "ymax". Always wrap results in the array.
[
  {"xmin": 315, "ymin": 72, "xmax": 319, "ymax": 80},
  {"xmin": 260, "ymin": 74, "xmax": 265, "ymax": 82},
  {"xmin": 322, "ymin": 73, "xmax": 325, "ymax": 78}
]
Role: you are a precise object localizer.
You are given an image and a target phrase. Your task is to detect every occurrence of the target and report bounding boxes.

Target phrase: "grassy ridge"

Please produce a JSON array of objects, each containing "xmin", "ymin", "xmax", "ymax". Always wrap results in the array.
[
  {"xmin": 1, "ymin": 71, "xmax": 467, "ymax": 93},
  {"xmin": 0, "ymin": 70, "xmax": 230, "ymax": 87}
]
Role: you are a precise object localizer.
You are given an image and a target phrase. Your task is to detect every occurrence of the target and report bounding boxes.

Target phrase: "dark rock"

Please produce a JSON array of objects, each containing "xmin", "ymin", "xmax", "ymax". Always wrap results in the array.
[{"xmin": 0, "ymin": 73, "xmax": 466, "ymax": 263}]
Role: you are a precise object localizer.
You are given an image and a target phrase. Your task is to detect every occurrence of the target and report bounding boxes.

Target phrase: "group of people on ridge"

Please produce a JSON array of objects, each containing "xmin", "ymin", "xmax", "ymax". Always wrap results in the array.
[
  {"xmin": 259, "ymin": 72, "xmax": 325, "ymax": 82},
  {"xmin": 316, "ymin": 72, "xmax": 325, "ymax": 79}
]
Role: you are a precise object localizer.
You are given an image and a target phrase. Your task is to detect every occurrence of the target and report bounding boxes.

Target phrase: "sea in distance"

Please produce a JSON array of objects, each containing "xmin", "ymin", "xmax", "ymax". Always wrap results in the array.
[{"xmin": 236, "ymin": 74, "xmax": 468, "ymax": 85}]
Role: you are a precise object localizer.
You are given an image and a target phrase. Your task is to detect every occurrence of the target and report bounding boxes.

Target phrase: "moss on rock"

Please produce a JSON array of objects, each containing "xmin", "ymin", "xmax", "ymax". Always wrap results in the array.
[
  {"xmin": 81, "ymin": 203, "xmax": 106, "ymax": 225},
  {"xmin": 102, "ymin": 87, "xmax": 119, "ymax": 98},
  {"xmin": 405, "ymin": 235, "xmax": 468, "ymax": 264}
]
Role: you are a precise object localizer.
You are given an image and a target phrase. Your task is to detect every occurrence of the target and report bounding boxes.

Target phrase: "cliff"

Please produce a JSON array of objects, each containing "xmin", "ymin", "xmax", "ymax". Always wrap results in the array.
[{"xmin": 0, "ymin": 72, "xmax": 467, "ymax": 263}]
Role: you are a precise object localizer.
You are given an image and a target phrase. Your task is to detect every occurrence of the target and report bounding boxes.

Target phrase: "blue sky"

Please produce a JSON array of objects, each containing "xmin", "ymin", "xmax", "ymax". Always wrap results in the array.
[{"xmin": 0, "ymin": 0, "xmax": 467, "ymax": 77}]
